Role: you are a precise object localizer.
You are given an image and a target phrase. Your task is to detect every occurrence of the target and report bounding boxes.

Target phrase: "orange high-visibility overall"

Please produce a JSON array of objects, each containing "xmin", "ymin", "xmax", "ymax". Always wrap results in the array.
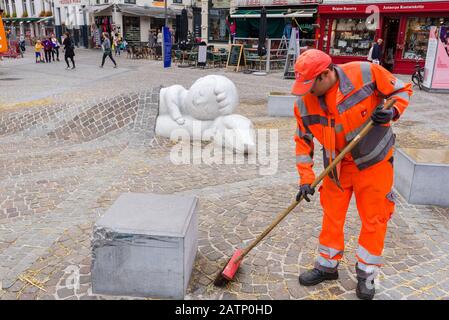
[{"xmin": 293, "ymin": 62, "xmax": 412, "ymax": 272}]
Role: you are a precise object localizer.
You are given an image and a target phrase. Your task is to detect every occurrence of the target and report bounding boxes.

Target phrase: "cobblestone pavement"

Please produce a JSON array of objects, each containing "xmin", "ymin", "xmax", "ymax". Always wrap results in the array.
[{"xmin": 0, "ymin": 50, "xmax": 449, "ymax": 300}]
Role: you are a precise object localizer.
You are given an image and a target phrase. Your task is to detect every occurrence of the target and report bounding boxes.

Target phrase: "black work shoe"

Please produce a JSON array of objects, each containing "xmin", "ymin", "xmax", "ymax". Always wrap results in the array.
[
  {"xmin": 299, "ymin": 268, "xmax": 339, "ymax": 286},
  {"xmin": 356, "ymin": 276, "xmax": 375, "ymax": 300}
]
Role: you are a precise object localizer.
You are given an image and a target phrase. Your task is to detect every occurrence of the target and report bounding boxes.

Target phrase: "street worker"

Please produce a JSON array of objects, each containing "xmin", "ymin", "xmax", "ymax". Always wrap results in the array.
[{"xmin": 292, "ymin": 49, "xmax": 412, "ymax": 300}]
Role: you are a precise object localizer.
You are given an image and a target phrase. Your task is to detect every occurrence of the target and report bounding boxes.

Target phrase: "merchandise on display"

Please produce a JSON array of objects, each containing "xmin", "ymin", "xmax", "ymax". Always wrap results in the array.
[
  {"xmin": 403, "ymin": 17, "xmax": 449, "ymax": 60},
  {"xmin": 329, "ymin": 18, "xmax": 375, "ymax": 57}
]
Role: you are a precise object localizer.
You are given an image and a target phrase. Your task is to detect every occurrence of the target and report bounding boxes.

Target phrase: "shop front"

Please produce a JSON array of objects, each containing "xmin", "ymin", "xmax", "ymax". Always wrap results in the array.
[{"xmin": 318, "ymin": 1, "xmax": 449, "ymax": 74}]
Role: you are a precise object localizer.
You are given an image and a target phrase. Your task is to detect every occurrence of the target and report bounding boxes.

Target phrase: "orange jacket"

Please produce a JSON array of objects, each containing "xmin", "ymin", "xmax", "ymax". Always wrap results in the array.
[{"xmin": 294, "ymin": 61, "xmax": 412, "ymax": 186}]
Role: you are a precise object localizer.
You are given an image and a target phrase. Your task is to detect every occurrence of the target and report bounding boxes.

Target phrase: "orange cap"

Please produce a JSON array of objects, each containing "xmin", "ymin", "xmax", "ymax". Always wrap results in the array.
[{"xmin": 291, "ymin": 49, "xmax": 332, "ymax": 96}]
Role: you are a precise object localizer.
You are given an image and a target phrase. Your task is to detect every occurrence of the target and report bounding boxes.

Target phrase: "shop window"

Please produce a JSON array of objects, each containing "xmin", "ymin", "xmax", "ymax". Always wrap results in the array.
[
  {"xmin": 329, "ymin": 18, "xmax": 375, "ymax": 57},
  {"xmin": 403, "ymin": 17, "xmax": 449, "ymax": 60},
  {"xmin": 123, "ymin": 16, "xmax": 140, "ymax": 43},
  {"xmin": 322, "ymin": 18, "xmax": 330, "ymax": 52},
  {"xmin": 208, "ymin": 8, "xmax": 229, "ymax": 42}
]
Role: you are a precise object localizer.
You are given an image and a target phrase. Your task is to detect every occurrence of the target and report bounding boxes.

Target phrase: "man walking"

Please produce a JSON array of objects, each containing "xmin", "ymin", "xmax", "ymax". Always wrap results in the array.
[
  {"xmin": 292, "ymin": 49, "xmax": 412, "ymax": 300},
  {"xmin": 100, "ymin": 33, "xmax": 117, "ymax": 68},
  {"xmin": 371, "ymin": 38, "xmax": 383, "ymax": 64}
]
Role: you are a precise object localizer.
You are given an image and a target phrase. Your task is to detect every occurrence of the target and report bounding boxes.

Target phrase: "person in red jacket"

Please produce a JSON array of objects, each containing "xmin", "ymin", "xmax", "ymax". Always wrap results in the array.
[
  {"xmin": 226, "ymin": 16, "xmax": 236, "ymax": 43},
  {"xmin": 292, "ymin": 49, "xmax": 412, "ymax": 300}
]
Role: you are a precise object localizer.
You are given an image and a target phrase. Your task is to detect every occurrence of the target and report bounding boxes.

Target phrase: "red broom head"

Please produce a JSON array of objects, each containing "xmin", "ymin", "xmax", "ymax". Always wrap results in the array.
[{"xmin": 222, "ymin": 249, "xmax": 243, "ymax": 280}]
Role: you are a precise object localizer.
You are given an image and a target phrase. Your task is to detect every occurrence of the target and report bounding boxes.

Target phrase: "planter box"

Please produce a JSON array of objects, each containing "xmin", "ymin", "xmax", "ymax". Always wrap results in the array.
[
  {"xmin": 394, "ymin": 148, "xmax": 449, "ymax": 207},
  {"xmin": 91, "ymin": 193, "xmax": 198, "ymax": 299},
  {"xmin": 267, "ymin": 92, "xmax": 297, "ymax": 117}
]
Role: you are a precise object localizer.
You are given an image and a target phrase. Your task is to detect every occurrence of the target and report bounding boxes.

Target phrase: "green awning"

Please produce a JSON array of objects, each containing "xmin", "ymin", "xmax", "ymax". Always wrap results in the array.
[
  {"xmin": 232, "ymin": 8, "xmax": 318, "ymax": 38},
  {"xmin": 231, "ymin": 8, "xmax": 316, "ymax": 18},
  {"xmin": 2, "ymin": 17, "xmax": 42, "ymax": 23}
]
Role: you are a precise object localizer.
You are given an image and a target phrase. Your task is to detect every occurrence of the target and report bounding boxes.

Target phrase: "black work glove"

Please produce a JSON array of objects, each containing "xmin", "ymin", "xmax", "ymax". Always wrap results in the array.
[
  {"xmin": 296, "ymin": 184, "xmax": 315, "ymax": 202},
  {"xmin": 371, "ymin": 105, "xmax": 398, "ymax": 125}
]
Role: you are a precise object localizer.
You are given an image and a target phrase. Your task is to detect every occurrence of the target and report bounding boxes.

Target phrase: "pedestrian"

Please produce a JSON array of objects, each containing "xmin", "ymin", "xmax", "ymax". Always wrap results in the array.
[
  {"xmin": 114, "ymin": 33, "xmax": 121, "ymax": 56},
  {"xmin": 292, "ymin": 49, "xmax": 412, "ymax": 300},
  {"xmin": 100, "ymin": 32, "xmax": 117, "ymax": 68},
  {"xmin": 226, "ymin": 16, "xmax": 236, "ymax": 43},
  {"xmin": 62, "ymin": 32, "xmax": 75, "ymax": 69},
  {"xmin": 42, "ymin": 37, "xmax": 53, "ymax": 63},
  {"xmin": 51, "ymin": 33, "xmax": 60, "ymax": 61},
  {"xmin": 148, "ymin": 30, "xmax": 155, "ymax": 48},
  {"xmin": 157, "ymin": 29, "xmax": 162, "ymax": 46},
  {"xmin": 371, "ymin": 38, "xmax": 383, "ymax": 65},
  {"xmin": 34, "ymin": 40, "xmax": 43, "ymax": 63}
]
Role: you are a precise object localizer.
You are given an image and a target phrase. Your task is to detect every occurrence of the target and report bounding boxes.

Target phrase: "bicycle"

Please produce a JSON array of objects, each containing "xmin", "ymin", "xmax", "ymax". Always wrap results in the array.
[{"xmin": 411, "ymin": 57, "xmax": 424, "ymax": 90}]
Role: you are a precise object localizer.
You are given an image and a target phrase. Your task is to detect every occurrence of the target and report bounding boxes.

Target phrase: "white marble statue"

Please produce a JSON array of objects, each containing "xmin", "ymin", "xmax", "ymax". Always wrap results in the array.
[{"xmin": 156, "ymin": 75, "xmax": 255, "ymax": 154}]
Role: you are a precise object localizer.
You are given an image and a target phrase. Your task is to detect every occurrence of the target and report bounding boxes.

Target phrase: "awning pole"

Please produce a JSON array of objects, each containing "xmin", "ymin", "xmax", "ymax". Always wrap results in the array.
[{"xmin": 165, "ymin": 0, "xmax": 168, "ymax": 27}]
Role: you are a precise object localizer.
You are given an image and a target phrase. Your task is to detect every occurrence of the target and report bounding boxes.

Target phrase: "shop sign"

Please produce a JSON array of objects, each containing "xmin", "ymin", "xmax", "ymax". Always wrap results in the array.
[
  {"xmin": 320, "ymin": 1, "xmax": 449, "ymax": 14},
  {"xmin": 58, "ymin": 0, "xmax": 82, "ymax": 4},
  {"xmin": 235, "ymin": 0, "xmax": 322, "ymax": 7},
  {"xmin": 212, "ymin": 0, "xmax": 231, "ymax": 9},
  {"xmin": 152, "ymin": 0, "xmax": 165, "ymax": 7}
]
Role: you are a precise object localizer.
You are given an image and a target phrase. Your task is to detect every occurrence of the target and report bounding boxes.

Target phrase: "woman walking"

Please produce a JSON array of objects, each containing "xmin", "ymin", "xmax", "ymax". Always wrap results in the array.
[
  {"xmin": 100, "ymin": 32, "xmax": 117, "ymax": 68},
  {"xmin": 43, "ymin": 37, "xmax": 53, "ymax": 63},
  {"xmin": 63, "ymin": 32, "xmax": 75, "ymax": 69},
  {"xmin": 51, "ymin": 33, "xmax": 61, "ymax": 61}
]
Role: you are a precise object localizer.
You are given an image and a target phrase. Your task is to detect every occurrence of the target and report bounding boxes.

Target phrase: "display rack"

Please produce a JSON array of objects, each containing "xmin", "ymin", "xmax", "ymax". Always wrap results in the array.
[
  {"xmin": 234, "ymin": 37, "xmax": 288, "ymax": 73},
  {"xmin": 403, "ymin": 30, "xmax": 429, "ymax": 60}
]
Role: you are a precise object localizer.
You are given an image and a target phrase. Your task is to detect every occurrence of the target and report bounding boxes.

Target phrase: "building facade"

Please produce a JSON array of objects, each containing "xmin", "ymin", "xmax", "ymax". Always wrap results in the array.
[
  {"xmin": 230, "ymin": 0, "xmax": 320, "ymax": 40},
  {"xmin": 81, "ymin": 0, "xmax": 184, "ymax": 48},
  {"xmin": 1, "ymin": 0, "xmax": 56, "ymax": 42},
  {"xmin": 318, "ymin": 0, "xmax": 449, "ymax": 74}
]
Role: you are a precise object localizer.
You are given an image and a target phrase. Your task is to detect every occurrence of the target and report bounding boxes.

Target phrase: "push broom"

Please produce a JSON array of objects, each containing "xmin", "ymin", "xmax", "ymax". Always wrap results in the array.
[{"xmin": 213, "ymin": 98, "xmax": 396, "ymax": 287}]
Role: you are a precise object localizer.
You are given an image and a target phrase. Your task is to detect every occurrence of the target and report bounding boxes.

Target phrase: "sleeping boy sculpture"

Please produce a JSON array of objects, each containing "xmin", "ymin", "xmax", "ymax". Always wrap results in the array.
[{"xmin": 156, "ymin": 75, "xmax": 256, "ymax": 154}]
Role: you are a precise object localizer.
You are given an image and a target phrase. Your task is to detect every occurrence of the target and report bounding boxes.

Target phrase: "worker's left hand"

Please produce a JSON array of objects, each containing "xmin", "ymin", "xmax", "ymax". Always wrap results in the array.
[
  {"xmin": 371, "ymin": 105, "xmax": 398, "ymax": 125},
  {"xmin": 296, "ymin": 184, "xmax": 315, "ymax": 202}
]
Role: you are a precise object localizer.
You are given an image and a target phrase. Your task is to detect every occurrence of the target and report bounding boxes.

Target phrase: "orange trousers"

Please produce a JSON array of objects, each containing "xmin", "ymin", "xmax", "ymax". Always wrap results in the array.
[{"xmin": 316, "ymin": 158, "xmax": 395, "ymax": 271}]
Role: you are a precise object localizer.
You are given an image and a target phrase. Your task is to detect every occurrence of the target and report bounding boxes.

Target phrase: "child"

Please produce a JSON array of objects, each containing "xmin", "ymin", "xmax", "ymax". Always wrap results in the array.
[{"xmin": 35, "ymin": 40, "xmax": 43, "ymax": 63}]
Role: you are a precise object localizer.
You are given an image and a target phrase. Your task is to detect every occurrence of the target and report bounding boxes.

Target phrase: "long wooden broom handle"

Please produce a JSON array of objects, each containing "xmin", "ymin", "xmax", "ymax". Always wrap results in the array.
[{"xmin": 235, "ymin": 99, "xmax": 396, "ymax": 262}]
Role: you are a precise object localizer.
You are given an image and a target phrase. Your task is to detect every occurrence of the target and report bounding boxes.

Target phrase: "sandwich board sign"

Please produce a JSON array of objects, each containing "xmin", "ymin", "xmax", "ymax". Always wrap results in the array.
[{"xmin": 226, "ymin": 44, "xmax": 245, "ymax": 72}]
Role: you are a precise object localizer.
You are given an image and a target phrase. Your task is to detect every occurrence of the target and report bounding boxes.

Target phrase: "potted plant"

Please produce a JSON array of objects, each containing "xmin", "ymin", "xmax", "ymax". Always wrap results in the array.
[
  {"xmin": 12, "ymin": 11, "xmax": 17, "ymax": 18},
  {"xmin": 39, "ymin": 10, "xmax": 45, "ymax": 17},
  {"xmin": 45, "ymin": 11, "xmax": 53, "ymax": 17},
  {"xmin": 22, "ymin": 11, "xmax": 28, "ymax": 18}
]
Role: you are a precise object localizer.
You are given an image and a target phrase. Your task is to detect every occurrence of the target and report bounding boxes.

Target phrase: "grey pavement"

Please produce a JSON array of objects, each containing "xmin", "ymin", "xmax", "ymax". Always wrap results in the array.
[{"xmin": 0, "ymin": 49, "xmax": 448, "ymax": 300}]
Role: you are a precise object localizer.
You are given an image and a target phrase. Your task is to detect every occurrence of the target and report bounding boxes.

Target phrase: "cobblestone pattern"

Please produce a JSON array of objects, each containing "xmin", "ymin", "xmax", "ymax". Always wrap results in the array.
[
  {"xmin": 0, "ymin": 89, "xmax": 160, "ymax": 291},
  {"xmin": 1, "ymin": 75, "xmax": 449, "ymax": 299}
]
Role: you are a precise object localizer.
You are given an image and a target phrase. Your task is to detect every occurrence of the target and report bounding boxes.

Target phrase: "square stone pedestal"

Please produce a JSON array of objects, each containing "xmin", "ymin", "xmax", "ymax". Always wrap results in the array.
[
  {"xmin": 395, "ymin": 148, "xmax": 449, "ymax": 207},
  {"xmin": 91, "ymin": 193, "xmax": 198, "ymax": 299}
]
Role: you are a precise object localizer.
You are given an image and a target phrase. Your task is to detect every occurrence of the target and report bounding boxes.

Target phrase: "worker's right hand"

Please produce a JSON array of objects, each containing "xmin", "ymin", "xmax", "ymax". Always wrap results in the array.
[{"xmin": 296, "ymin": 184, "xmax": 315, "ymax": 202}]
